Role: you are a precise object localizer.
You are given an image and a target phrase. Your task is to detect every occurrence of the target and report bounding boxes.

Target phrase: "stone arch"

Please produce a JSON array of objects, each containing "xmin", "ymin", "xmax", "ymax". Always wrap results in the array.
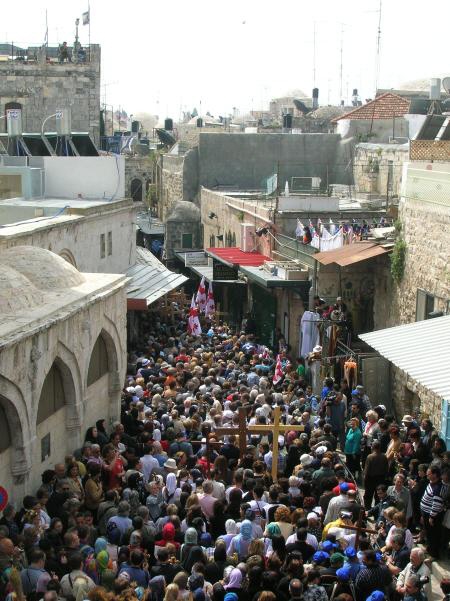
[
  {"xmin": 86, "ymin": 328, "xmax": 119, "ymax": 387},
  {"xmin": 59, "ymin": 248, "xmax": 77, "ymax": 268},
  {"xmin": 37, "ymin": 358, "xmax": 77, "ymax": 423},
  {"xmin": 36, "ymin": 352, "xmax": 81, "ymax": 452},
  {"xmin": 0, "ymin": 375, "xmax": 31, "ymax": 482},
  {"xmin": 130, "ymin": 178, "xmax": 143, "ymax": 202}
]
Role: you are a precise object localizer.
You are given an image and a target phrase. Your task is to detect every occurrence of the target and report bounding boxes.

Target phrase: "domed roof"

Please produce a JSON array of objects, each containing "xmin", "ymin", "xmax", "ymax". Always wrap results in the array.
[
  {"xmin": 0, "ymin": 246, "xmax": 85, "ymax": 290},
  {"xmin": 166, "ymin": 201, "xmax": 201, "ymax": 222},
  {"xmin": 0, "ymin": 264, "xmax": 44, "ymax": 314}
]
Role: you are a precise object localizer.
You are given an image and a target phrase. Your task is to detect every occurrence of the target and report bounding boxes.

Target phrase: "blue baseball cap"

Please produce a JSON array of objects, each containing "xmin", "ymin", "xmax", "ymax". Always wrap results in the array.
[
  {"xmin": 312, "ymin": 551, "xmax": 330, "ymax": 563},
  {"xmin": 345, "ymin": 546, "xmax": 357, "ymax": 558},
  {"xmin": 339, "ymin": 482, "xmax": 350, "ymax": 493},
  {"xmin": 322, "ymin": 540, "xmax": 337, "ymax": 553},
  {"xmin": 366, "ymin": 592, "xmax": 385, "ymax": 601},
  {"xmin": 336, "ymin": 566, "xmax": 351, "ymax": 581}
]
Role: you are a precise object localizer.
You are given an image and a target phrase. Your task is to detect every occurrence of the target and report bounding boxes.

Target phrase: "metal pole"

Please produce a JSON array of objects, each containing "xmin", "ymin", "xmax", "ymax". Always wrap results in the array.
[{"xmin": 88, "ymin": 0, "xmax": 91, "ymax": 62}]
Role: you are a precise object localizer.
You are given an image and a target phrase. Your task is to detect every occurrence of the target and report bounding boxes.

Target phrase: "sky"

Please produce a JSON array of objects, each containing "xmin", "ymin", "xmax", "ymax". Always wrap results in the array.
[{"xmin": 4, "ymin": 0, "xmax": 450, "ymax": 120}]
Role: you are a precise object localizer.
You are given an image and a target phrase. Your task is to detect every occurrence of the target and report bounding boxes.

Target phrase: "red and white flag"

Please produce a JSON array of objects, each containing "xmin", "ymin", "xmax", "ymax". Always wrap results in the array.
[
  {"xmin": 188, "ymin": 295, "xmax": 202, "ymax": 336},
  {"xmin": 195, "ymin": 276, "xmax": 207, "ymax": 312},
  {"xmin": 272, "ymin": 354, "xmax": 284, "ymax": 385},
  {"xmin": 204, "ymin": 282, "xmax": 215, "ymax": 317}
]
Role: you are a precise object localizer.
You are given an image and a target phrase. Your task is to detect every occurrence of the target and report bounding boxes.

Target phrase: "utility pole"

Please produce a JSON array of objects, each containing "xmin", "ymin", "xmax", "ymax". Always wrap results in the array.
[{"xmin": 339, "ymin": 24, "xmax": 344, "ymax": 105}]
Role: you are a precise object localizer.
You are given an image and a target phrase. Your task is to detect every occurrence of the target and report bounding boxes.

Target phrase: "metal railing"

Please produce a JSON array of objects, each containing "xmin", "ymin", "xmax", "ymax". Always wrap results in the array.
[{"xmin": 0, "ymin": 43, "xmax": 93, "ymax": 64}]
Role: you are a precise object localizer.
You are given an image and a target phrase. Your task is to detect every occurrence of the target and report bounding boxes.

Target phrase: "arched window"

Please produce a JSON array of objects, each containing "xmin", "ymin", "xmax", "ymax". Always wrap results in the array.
[
  {"xmin": 37, "ymin": 363, "xmax": 65, "ymax": 424},
  {"xmin": 130, "ymin": 178, "xmax": 143, "ymax": 202},
  {"xmin": 0, "ymin": 404, "xmax": 11, "ymax": 453},
  {"xmin": 87, "ymin": 335, "xmax": 109, "ymax": 386}
]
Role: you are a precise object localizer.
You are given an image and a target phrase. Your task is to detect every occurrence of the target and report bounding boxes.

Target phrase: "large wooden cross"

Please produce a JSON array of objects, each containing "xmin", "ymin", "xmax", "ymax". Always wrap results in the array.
[
  {"xmin": 213, "ymin": 406, "xmax": 309, "ymax": 482},
  {"xmin": 341, "ymin": 507, "xmax": 377, "ymax": 549}
]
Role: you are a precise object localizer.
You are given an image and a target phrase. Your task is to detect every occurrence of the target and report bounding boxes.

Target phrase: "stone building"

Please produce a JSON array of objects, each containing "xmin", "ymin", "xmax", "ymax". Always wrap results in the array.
[
  {"xmin": 0, "ymin": 246, "xmax": 126, "ymax": 501},
  {"xmin": 125, "ymin": 155, "xmax": 154, "ymax": 203},
  {"xmin": 0, "ymin": 45, "xmax": 101, "ymax": 142},
  {"xmin": 361, "ymin": 158, "xmax": 450, "ymax": 433},
  {"xmin": 165, "ymin": 201, "xmax": 201, "ymax": 261}
]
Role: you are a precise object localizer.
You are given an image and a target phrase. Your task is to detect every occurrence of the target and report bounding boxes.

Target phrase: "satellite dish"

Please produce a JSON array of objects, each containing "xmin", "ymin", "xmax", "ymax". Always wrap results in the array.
[{"xmin": 443, "ymin": 77, "xmax": 450, "ymax": 94}]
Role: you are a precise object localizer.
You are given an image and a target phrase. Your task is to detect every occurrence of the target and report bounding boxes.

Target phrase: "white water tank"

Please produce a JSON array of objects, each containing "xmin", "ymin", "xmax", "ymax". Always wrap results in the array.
[
  {"xmin": 6, "ymin": 109, "xmax": 22, "ymax": 136},
  {"xmin": 429, "ymin": 78, "xmax": 441, "ymax": 100},
  {"xmin": 55, "ymin": 109, "xmax": 72, "ymax": 135}
]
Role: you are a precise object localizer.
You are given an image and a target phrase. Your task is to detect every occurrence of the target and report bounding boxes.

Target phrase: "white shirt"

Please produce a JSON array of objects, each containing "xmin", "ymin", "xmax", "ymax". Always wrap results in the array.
[
  {"xmin": 141, "ymin": 454, "xmax": 159, "ymax": 483},
  {"xmin": 286, "ymin": 532, "xmax": 319, "ymax": 550},
  {"xmin": 249, "ymin": 499, "xmax": 269, "ymax": 524}
]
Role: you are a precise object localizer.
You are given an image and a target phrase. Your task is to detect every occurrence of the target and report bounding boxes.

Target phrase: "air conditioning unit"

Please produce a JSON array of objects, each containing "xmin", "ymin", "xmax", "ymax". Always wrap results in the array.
[{"xmin": 240, "ymin": 222, "xmax": 255, "ymax": 252}]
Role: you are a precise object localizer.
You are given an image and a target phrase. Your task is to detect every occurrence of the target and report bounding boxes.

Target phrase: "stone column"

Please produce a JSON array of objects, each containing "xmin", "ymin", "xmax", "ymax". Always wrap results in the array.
[{"xmin": 108, "ymin": 370, "xmax": 122, "ymax": 423}]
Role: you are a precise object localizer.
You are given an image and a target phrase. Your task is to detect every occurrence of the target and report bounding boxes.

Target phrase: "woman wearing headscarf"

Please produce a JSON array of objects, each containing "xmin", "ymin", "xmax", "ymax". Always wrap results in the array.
[
  {"xmin": 95, "ymin": 419, "xmax": 110, "ymax": 448},
  {"xmin": 163, "ymin": 473, "xmax": 181, "ymax": 504},
  {"xmin": 262, "ymin": 523, "xmax": 281, "ymax": 557},
  {"xmin": 218, "ymin": 520, "xmax": 237, "ymax": 550},
  {"xmin": 223, "ymin": 568, "xmax": 243, "ymax": 601},
  {"xmin": 180, "ymin": 528, "xmax": 199, "ymax": 564},
  {"xmin": 155, "ymin": 522, "xmax": 181, "ymax": 552},
  {"xmin": 227, "ymin": 520, "xmax": 252, "ymax": 561}
]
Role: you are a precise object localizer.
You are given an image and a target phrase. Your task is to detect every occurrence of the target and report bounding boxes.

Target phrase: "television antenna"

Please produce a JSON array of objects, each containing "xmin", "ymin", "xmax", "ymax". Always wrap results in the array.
[{"xmin": 374, "ymin": 0, "xmax": 383, "ymax": 96}]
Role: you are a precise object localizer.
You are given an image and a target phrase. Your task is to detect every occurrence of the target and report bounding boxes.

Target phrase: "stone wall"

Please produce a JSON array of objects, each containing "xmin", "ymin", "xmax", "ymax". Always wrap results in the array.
[
  {"xmin": 353, "ymin": 143, "xmax": 408, "ymax": 198},
  {"xmin": 0, "ymin": 200, "xmax": 137, "ymax": 274},
  {"xmin": 159, "ymin": 155, "xmax": 184, "ymax": 221},
  {"xmin": 198, "ymin": 132, "xmax": 348, "ymax": 190},
  {"xmin": 392, "ymin": 196, "xmax": 450, "ymax": 324},
  {"xmin": 0, "ymin": 45, "xmax": 101, "ymax": 142},
  {"xmin": 0, "ymin": 278, "xmax": 126, "ymax": 501},
  {"xmin": 391, "ymin": 365, "xmax": 443, "ymax": 429}
]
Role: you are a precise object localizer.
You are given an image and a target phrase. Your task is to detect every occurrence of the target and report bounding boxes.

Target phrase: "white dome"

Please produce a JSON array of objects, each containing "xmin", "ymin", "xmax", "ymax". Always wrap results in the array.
[
  {"xmin": 0, "ymin": 264, "xmax": 44, "ymax": 314},
  {"xmin": 1, "ymin": 246, "xmax": 85, "ymax": 290}
]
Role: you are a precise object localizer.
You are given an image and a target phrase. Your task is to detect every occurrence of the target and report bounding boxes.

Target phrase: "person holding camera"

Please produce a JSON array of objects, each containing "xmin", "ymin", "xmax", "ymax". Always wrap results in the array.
[
  {"xmin": 402, "ymin": 575, "xmax": 428, "ymax": 601},
  {"xmin": 325, "ymin": 388, "xmax": 347, "ymax": 451},
  {"xmin": 396, "ymin": 548, "xmax": 431, "ymax": 600}
]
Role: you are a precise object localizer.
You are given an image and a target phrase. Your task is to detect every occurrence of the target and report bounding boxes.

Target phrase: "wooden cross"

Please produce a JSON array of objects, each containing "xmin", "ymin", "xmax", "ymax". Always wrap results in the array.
[
  {"xmin": 341, "ymin": 507, "xmax": 377, "ymax": 549},
  {"xmin": 211, "ymin": 406, "xmax": 310, "ymax": 482},
  {"xmin": 247, "ymin": 406, "xmax": 309, "ymax": 482},
  {"xmin": 213, "ymin": 406, "xmax": 248, "ymax": 458}
]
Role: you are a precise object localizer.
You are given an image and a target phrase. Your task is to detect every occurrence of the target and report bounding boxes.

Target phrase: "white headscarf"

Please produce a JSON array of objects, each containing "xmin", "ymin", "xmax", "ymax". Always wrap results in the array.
[
  {"xmin": 153, "ymin": 428, "xmax": 161, "ymax": 442},
  {"xmin": 165, "ymin": 472, "xmax": 177, "ymax": 495}
]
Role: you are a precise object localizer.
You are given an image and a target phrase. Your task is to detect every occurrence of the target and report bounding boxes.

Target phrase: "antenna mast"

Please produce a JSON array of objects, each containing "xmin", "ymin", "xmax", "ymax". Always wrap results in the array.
[
  {"xmin": 339, "ymin": 24, "xmax": 344, "ymax": 104},
  {"xmin": 374, "ymin": 0, "xmax": 382, "ymax": 95},
  {"xmin": 313, "ymin": 21, "xmax": 316, "ymax": 87}
]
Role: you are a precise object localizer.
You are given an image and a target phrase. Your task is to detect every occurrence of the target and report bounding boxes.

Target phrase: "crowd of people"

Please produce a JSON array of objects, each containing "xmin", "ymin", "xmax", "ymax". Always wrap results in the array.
[{"xmin": 1, "ymin": 316, "xmax": 449, "ymax": 601}]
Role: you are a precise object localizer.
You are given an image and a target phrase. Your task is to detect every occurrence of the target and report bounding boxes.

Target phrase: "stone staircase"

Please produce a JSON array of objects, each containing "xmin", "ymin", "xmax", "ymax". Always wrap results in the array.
[{"xmin": 429, "ymin": 557, "xmax": 450, "ymax": 600}]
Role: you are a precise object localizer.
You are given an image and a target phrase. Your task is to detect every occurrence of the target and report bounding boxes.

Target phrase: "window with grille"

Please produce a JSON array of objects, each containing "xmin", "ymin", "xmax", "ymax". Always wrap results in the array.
[
  {"xmin": 416, "ymin": 289, "xmax": 435, "ymax": 321},
  {"xmin": 37, "ymin": 363, "xmax": 65, "ymax": 424},
  {"xmin": 87, "ymin": 335, "xmax": 109, "ymax": 386}
]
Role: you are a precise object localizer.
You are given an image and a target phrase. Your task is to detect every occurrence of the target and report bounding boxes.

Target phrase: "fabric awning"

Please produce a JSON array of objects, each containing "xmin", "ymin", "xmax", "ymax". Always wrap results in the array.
[
  {"xmin": 126, "ymin": 247, "xmax": 188, "ymax": 310},
  {"xmin": 314, "ymin": 242, "xmax": 391, "ymax": 267},
  {"xmin": 359, "ymin": 315, "xmax": 450, "ymax": 400}
]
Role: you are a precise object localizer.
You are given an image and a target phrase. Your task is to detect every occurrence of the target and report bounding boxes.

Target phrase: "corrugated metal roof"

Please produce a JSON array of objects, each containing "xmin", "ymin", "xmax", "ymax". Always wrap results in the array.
[
  {"xmin": 314, "ymin": 242, "xmax": 391, "ymax": 267},
  {"xmin": 206, "ymin": 247, "xmax": 270, "ymax": 267},
  {"xmin": 359, "ymin": 315, "xmax": 450, "ymax": 400},
  {"xmin": 126, "ymin": 247, "xmax": 187, "ymax": 307}
]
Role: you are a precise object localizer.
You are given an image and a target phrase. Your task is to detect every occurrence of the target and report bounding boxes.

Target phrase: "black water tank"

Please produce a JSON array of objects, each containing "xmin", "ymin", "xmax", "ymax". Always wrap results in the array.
[
  {"xmin": 283, "ymin": 113, "xmax": 293, "ymax": 129},
  {"xmin": 164, "ymin": 118, "xmax": 173, "ymax": 131},
  {"xmin": 197, "ymin": 117, "xmax": 203, "ymax": 128},
  {"xmin": 131, "ymin": 120, "xmax": 140, "ymax": 133}
]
